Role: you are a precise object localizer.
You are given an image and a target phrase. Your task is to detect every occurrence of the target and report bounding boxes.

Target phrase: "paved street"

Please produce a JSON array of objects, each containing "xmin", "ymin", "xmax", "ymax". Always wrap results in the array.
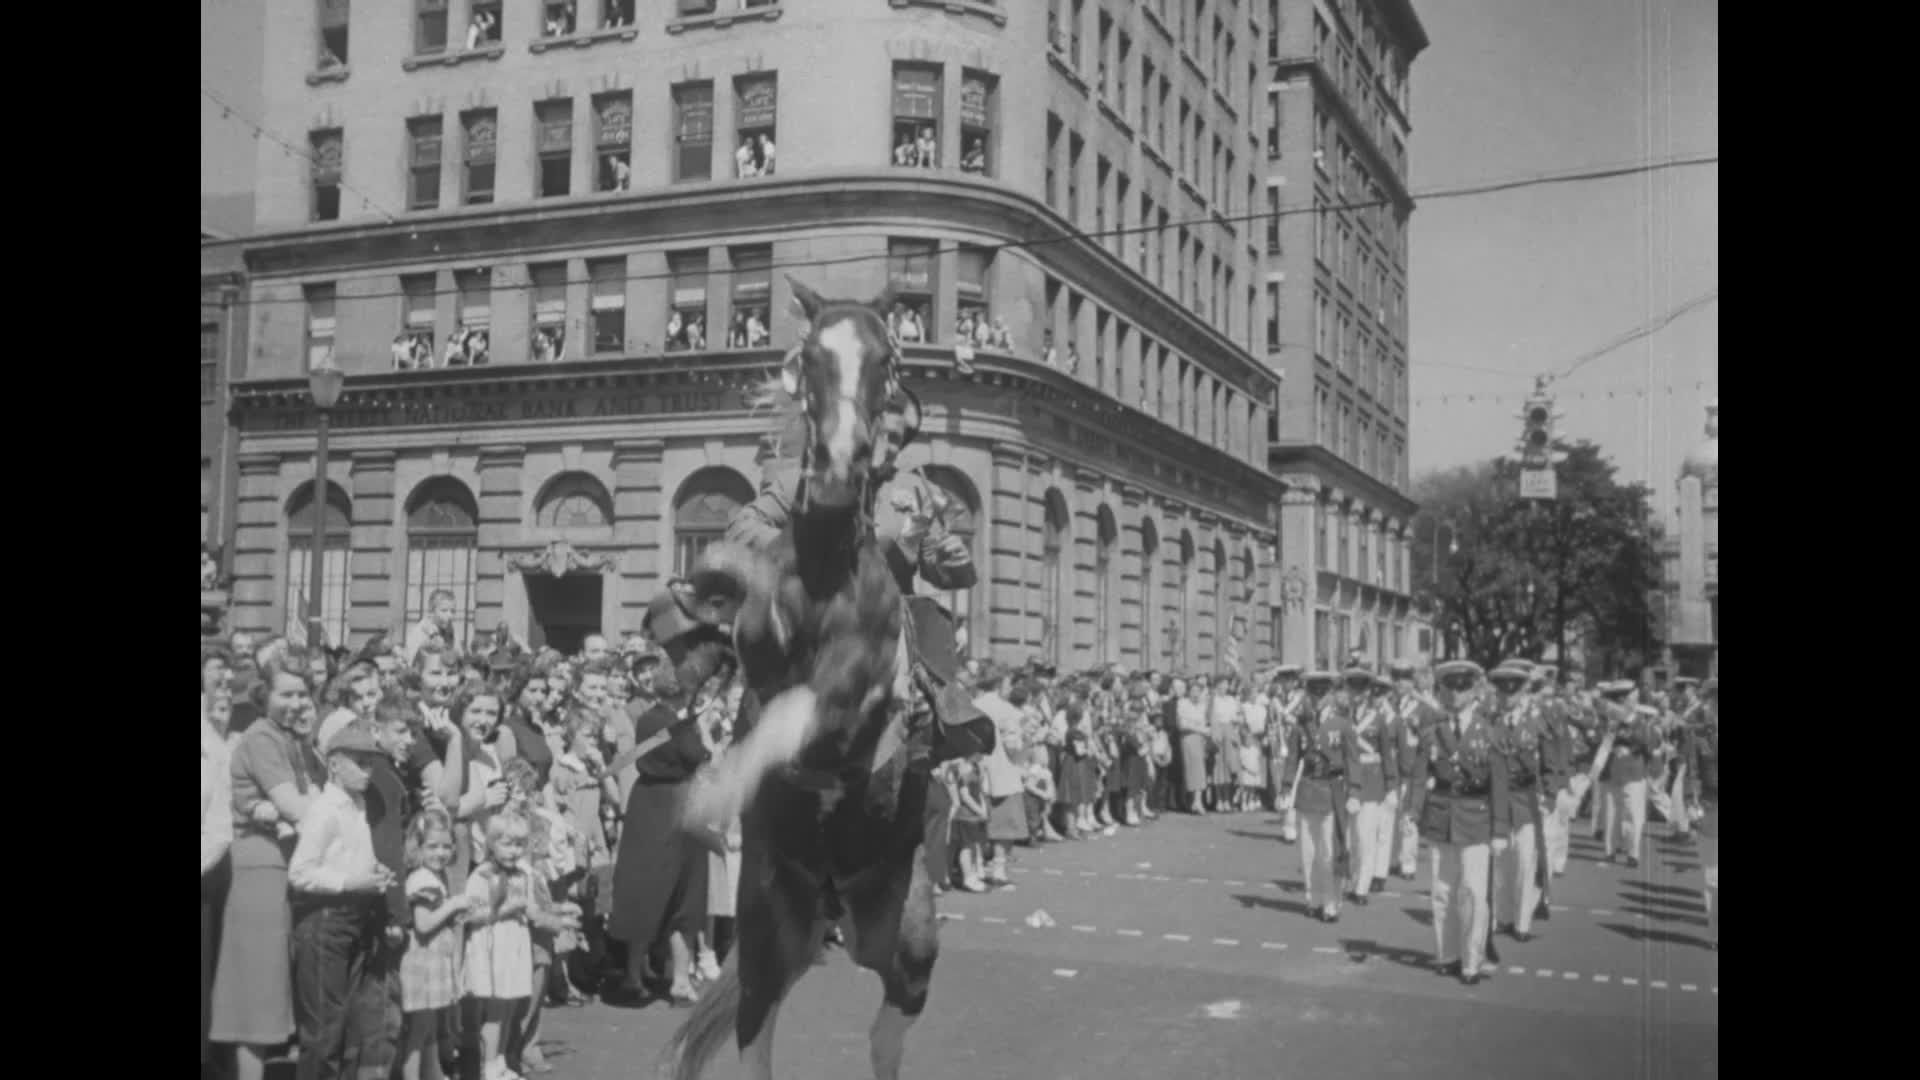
[{"xmin": 533, "ymin": 810, "xmax": 1718, "ymax": 1079}]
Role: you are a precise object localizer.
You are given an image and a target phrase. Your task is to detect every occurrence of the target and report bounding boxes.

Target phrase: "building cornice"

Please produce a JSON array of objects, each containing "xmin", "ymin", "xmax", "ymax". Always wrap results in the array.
[
  {"xmin": 1269, "ymin": 58, "xmax": 1412, "ymax": 210},
  {"xmin": 1266, "ymin": 443, "xmax": 1417, "ymax": 518},
  {"xmin": 234, "ymin": 171, "xmax": 1280, "ymax": 401}
]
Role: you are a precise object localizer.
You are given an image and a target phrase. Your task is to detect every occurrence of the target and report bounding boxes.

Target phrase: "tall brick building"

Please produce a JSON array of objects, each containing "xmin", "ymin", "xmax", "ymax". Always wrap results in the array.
[{"xmin": 219, "ymin": 0, "xmax": 1423, "ymax": 671}]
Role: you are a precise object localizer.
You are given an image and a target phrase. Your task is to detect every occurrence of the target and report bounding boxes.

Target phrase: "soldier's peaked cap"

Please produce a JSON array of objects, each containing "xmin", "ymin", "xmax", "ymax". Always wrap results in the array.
[
  {"xmin": 1597, "ymin": 679, "xmax": 1635, "ymax": 696},
  {"xmin": 1273, "ymin": 664, "xmax": 1304, "ymax": 678},
  {"xmin": 1387, "ymin": 660, "xmax": 1418, "ymax": 678},
  {"xmin": 1434, "ymin": 660, "xmax": 1484, "ymax": 681},
  {"xmin": 1497, "ymin": 657, "xmax": 1536, "ymax": 674},
  {"xmin": 1371, "ymin": 673, "xmax": 1395, "ymax": 691},
  {"xmin": 1303, "ymin": 670, "xmax": 1339, "ymax": 685},
  {"xmin": 1488, "ymin": 664, "xmax": 1531, "ymax": 684},
  {"xmin": 1341, "ymin": 665, "xmax": 1374, "ymax": 683},
  {"xmin": 1672, "ymin": 676, "xmax": 1700, "ymax": 689}
]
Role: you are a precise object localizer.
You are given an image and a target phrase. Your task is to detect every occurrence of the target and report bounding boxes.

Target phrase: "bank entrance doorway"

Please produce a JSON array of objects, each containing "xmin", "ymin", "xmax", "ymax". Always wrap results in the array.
[{"xmin": 526, "ymin": 574, "xmax": 602, "ymax": 655}]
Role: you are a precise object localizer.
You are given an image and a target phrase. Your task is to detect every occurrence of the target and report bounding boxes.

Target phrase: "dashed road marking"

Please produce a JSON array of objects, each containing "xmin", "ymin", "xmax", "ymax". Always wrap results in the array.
[
  {"xmin": 1115, "ymin": 929, "xmax": 1143, "ymax": 937},
  {"xmin": 1079, "ymin": 871, "xmax": 1097, "ymax": 878},
  {"xmin": 1507, "ymin": 966, "xmax": 1528, "ymax": 975},
  {"xmin": 944, "ymin": 912, "xmax": 965, "ymax": 921},
  {"xmin": 1213, "ymin": 938, "xmax": 1240, "ymax": 946},
  {"xmin": 1163, "ymin": 933, "xmax": 1191, "ymax": 942},
  {"xmin": 980, "ymin": 916, "xmax": 1007, "ymax": 925},
  {"xmin": 1593, "ymin": 974, "xmax": 1611, "ymax": 984},
  {"xmin": 1225, "ymin": 879, "xmax": 1248, "ymax": 886},
  {"xmin": 1590, "ymin": 909, "xmax": 1613, "ymax": 916},
  {"xmin": 1189, "ymin": 877, "xmax": 1210, "ymax": 883},
  {"xmin": 1052, "ymin": 969, "xmax": 1078, "ymax": 978},
  {"xmin": 1534, "ymin": 969, "xmax": 1556, "ymax": 978},
  {"xmin": 1071, "ymin": 924, "xmax": 1098, "ymax": 933},
  {"xmin": 1313, "ymin": 946, "xmax": 1342, "ymax": 954},
  {"xmin": 1563, "ymin": 972, "xmax": 1580, "ymax": 981},
  {"xmin": 1043, "ymin": 868, "xmax": 1064, "ymax": 876},
  {"xmin": 1622, "ymin": 977, "xmax": 1640, "ymax": 986},
  {"xmin": 1650, "ymin": 981, "xmax": 1669, "ymax": 990},
  {"xmin": 1680, "ymin": 984, "xmax": 1698, "ymax": 992},
  {"xmin": 1261, "ymin": 942, "xmax": 1287, "ymax": 950}
]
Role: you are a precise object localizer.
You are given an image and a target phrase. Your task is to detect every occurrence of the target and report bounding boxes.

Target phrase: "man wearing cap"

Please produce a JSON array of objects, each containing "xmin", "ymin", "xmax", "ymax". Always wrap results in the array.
[
  {"xmin": 1288, "ymin": 671, "xmax": 1352, "ymax": 922},
  {"xmin": 1530, "ymin": 665, "xmax": 1579, "ymax": 879},
  {"xmin": 1593, "ymin": 680, "xmax": 1656, "ymax": 867},
  {"xmin": 1385, "ymin": 661, "xmax": 1442, "ymax": 880},
  {"xmin": 1411, "ymin": 660, "xmax": 1500, "ymax": 985},
  {"xmin": 1486, "ymin": 661, "xmax": 1549, "ymax": 943},
  {"xmin": 1656, "ymin": 677, "xmax": 1702, "ymax": 840},
  {"xmin": 1343, "ymin": 669, "xmax": 1399, "ymax": 902}
]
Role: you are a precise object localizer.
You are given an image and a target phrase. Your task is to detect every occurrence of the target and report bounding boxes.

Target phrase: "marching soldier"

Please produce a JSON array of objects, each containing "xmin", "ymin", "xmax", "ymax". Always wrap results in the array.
[
  {"xmin": 1594, "ymin": 679, "xmax": 1657, "ymax": 867},
  {"xmin": 1345, "ymin": 669, "xmax": 1399, "ymax": 902},
  {"xmin": 1411, "ymin": 660, "xmax": 1501, "ymax": 986},
  {"xmin": 1487, "ymin": 660, "xmax": 1550, "ymax": 943},
  {"xmin": 1268, "ymin": 666, "xmax": 1305, "ymax": 842},
  {"xmin": 1289, "ymin": 671, "xmax": 1350, "ymax": 922},
  {"xmin": 1386, "ymin": 661, "xmax": 1443, "ymax": 880},
  {"xmin": 1532, "ymin": 664, "xmax": 1579, "ymax": 879}
]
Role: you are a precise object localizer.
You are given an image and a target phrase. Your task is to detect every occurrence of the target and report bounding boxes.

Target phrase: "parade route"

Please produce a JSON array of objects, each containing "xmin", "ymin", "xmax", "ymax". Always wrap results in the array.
[{"xmin": 533, "ymin": 810, "xmax": 1717, "ymax": 1079}]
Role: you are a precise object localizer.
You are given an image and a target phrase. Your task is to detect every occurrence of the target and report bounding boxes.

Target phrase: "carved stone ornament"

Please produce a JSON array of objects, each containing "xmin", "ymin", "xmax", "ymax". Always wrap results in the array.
[
  {"xmin": 1282, "ymin": 565, "xmax": 1309, "ymax": 612},
  {"xmin": 511, "ymin": 539, "xmax": 615, "ymax": 578}
]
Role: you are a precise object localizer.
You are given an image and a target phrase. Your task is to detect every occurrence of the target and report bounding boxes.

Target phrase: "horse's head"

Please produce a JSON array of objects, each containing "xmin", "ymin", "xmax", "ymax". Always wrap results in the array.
[{"xmin": 781, "ymin": 277, "xmax": 922, "ymax": 512}]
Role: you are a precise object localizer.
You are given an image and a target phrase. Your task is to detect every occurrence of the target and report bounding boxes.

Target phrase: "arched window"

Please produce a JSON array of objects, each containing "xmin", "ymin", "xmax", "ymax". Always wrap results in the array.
[
  {"xmin": 405, "ymin": 478, "xmax": 479, "ymax": 649},
  {"xmin": 1177, "ymin": 529, "xmax": 1196, "ymax": 672},
  {"xmin": 1041, "ymin": 489, "xmax": 1071, "ymax": 668},
  {"xmin": 285, "ymin": 480, "xmax": 352, "ymax": 648},
  {"xmin": 1239, "ymin": 546, "xmax": 1257, "ymax": 662},
  {"xmin": 922, "ymin": 466, "xmax": 982, "ymax": 658},
  {"xmin": 1212, "ymin": 538, "xmax": 1229, "ymax": 673},
  {"xmin": 535, "ymin": 472, "xmax": 614, "ymax": 531},
  {"xmin": 673, "ymin": 467, "xmax": 754, "ymax": 574},
  {"xmin": 1095, "ymin": 505, "xmax": 1119, "ymax": 664},
  {"xmin": 1139, "ymin": 517, "xmax": 1160, "ymax": 666}
]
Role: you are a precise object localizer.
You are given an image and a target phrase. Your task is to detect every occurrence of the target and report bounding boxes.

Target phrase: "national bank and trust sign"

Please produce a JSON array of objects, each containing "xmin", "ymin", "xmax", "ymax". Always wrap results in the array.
[{"xmin": 246, "ymin": 384, "xmax": 740, "ymax": 432}]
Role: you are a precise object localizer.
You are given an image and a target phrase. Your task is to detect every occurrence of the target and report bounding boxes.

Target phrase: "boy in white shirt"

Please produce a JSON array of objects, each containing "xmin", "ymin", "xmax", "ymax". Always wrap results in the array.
[{"xmin": 288, "ymin": 725, "xmax": 396, "ymax": 1080}]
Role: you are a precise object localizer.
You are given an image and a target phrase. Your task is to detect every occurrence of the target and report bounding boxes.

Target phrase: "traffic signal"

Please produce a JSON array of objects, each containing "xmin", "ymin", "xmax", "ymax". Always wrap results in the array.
[{"xmin": 1515, "ymin": 380, "xmax": 1561, "ymax": 468}]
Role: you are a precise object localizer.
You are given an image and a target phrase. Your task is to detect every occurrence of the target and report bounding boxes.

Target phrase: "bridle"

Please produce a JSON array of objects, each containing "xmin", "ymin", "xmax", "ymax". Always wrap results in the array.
[{"xmin": 788, "ymin": 318, "xmax": 914, "ymax": 527}]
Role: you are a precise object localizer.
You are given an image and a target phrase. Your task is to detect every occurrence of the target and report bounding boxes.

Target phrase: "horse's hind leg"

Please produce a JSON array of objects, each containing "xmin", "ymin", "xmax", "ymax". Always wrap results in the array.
[
  {"xmin": 736, "ymin": 859, "xmax": 825, "ymax": 1080},
  {"xmin": 846, "ymin": 854, "xmax": 938, "ymax": 1080}
]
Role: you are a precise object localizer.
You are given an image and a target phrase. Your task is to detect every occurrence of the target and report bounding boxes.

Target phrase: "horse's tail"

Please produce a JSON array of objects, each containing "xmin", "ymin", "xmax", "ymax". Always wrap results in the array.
[{"xmin": 657, "ymin": 952, "xmax": 742, "ymax": 1080}]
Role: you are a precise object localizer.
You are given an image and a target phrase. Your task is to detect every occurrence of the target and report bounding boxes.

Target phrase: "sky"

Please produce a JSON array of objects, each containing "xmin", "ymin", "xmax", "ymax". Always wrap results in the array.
[{"xmin": 1405, "ymin": 0, "xmax": 1717, "ymax": 523}]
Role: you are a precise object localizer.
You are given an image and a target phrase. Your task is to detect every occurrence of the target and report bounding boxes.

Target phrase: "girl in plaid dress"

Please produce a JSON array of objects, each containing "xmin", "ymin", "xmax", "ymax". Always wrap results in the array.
[{"xmin": 400, "ymin": 810, "xmax": 466, "ymax": 1080}]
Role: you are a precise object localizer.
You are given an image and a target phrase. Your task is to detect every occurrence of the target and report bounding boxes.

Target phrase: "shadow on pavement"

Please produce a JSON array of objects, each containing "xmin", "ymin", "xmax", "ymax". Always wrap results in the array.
[
  {"xmin": 1403, "ymin": 907, "xmax": 1434, "ymax": 928},
  {"xmin": 1337, "ymin": 936, "xmax": 1435, "ymax": 972},
  {"xmin": 1618, "ymin": 903, "xmax": 1708, "ymax": 926},
  {"xmin": 1228, "ymin": 829, "xmax": 1288, "ymax": 844},
  {"xmin": 1620, "ymin": 878, "xmax": 1703, "ymax": 900},
  {"xmin": 1232, "ymin": 892, "xmax": 1316, "ymax": 919},
  {"xmin": 1600, "ymin": 921, "xmax": 1714, "ymax": 951}
]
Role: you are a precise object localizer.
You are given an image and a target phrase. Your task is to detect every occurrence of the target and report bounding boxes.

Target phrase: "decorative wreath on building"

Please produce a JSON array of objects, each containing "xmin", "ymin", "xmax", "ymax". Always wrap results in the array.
[{"xmin": 1282, "ymin": 566, "xmax": 1308, "ymax": 612}]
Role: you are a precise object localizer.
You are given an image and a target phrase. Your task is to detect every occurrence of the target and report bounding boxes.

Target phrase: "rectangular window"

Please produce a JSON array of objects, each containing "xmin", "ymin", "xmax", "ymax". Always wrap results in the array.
[
  {"xmin": 891, "ymin": 64, "xmax": 942, "ymax": 167},
  {"xmin": 1175, "ymin": 227, "xmax": 1187, "ymax": 303},
  {"xmin": 1265, "ymin": 185, "xmax": 1282, "ymax": 253},
  {"xmin": 318, "ymin": 0, "xmax": 349, "ymax": 68},
  {"xmin": 955, "ymin": 245, "xmax": 994, "ymax": 344},
  {"xmin": 407, "ymin": 116, "xmax": 442, "ymax": 210},
  {"xmin": 470, "ymin": 0, "xmax": 502, "ymax": 45},
  {"xmin": 1156, "ymin": 208, "xmax": 1170, "ymax": 287},
  {"xmin": 888, "ymin": 239, "xmax": 938, "ymax": 343},
  {"xmin": 1093, "ymin": 309, "xmax": 1110, "ymax": 392},
  {"xmin": 666, "ymin": 251, "xmax": 709, "ymax": 351},
  {"xmin": 589, "ymin": 259, "xmax": 626, "ymax": 354},
  {"xmin": 201, "ymin": 323, "xmax": 220, "ymax": 402},
  {"xmin": 536, "ymin": 100, "xmax": 573, "ymax": 198},
  {"xmin": 728, "ymin": 245, "xmax": 773, "ymax": 347},
  {"xmin": 1097, "ymin": 11, "xmax": 1113, "ymax": 98},
  {"xmin": 1176, "ymin": 99, "xmax": 1190, "ymax": 178},
  {"xmin": 531, "ymin": 263, "xmax": 567, "ymax": 363},
  {"xmin": 1114, "ymin": 171, "xmax": 1131, "ymax": 257},
  {"xmin": 1141, "ymin": 58, "xmax": 1156, "ymax": 134},
  {"xmin": 310, "ymin": 129, "xmax": 342, "ymax": 222},
  {"xmin": 454, "ymin": 269, "xmax": 491, "ymax": 365},
  {"xmin": 594, "ymin": 91, "xmax": 633, "ymax": 191},
  {"xmin": 415, "ymin": 0, "xmax": 447, "ymax": 55},
  {"xmin": 1070, "ymin": 0, "xmax": 1084, "ymax": 69},
  {"xmin": 1265, "ymin": 281, "xmax": 1280, "ymax": 351},
  {"xmin": 399, "ymin": 274, "xmax": 436, "ymax": 368},
  {"xmin": 1066, "ymin": 292, "xmax": 1085, "ymax": 375},
  {"xmin": 673, "ymin": 82, "xmax": 715, "ymax": 182},
  {"xmin": 1095, "ymin": 155, "xmax": 1110, "ymax": 235},
  {"xmin": 734, "ymin": 74, "xmax": 777, "ymax": 178},
  {"xmin": 959, "ymin": 71, "xmax": 996, "ymax": 176},
  {"xmin": 1314, "ymin": 383, "xmax": 1330, "ymax": 446},
  {"xmin": 1137, "ymin": 193, "xmax": 1152, "ymax": 271},
  {"xmin": 1116, "ymin": 33, "xmax": 1131, "ymax": 113},
  {"xmin": 1067, "ymin": 133, "xmax": 1084, "ymax": 223},
  {"xmin": 1315, "ymin": 505, "xmax": 1329, "ymax": 571},
  {"xmin": 304, "ymin": 284, "xmax": 336, "ymax": 370},
  {"xmin": 461, "ymin": 110, "xmax": 496, "ymax": 205},
  {"xmin": 1157, "ymin": 76, "xmax": 1170, "ymax": 151},
  {"xmin": 1044, "ymin": 113, "xmax": 1061, "ymax": 207},
  {"xmin": 542, "ymin": 0, "xmax": 579, "ymax": 36},
  {"xmin": 1337, "ymin": 509, "xmax": 1350, "ymax": 577},
  {"xmin": 286, "ymin": 542, "xmax": 350, "ymax": 650}
]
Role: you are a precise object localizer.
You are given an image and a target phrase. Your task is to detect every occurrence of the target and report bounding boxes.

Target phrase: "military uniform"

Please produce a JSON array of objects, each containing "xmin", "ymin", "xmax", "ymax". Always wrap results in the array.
[
  {"xmin": 1596, "ymin": 686, "xmax": 1659, "ymax": 866},
  {"xmin": 1386, "ymin": 662, "xmax": 1442, "ymax": 879},
  {"xmin": 1410, "ymin": 660, "xmax": 1500, "ymax": 984},
  {"xmin": 1267, "ymin": 668, "xmax": 1305, "ymax": 843},
  {"xmin": 1345, "ymin": 670, "xmax": 1400, "ymax": 899},
  {"xmin": 1289, "ymin": 673, "xmax": 1350, "ymax": 920},
  {"xmin": 1487, "ymin": 664, "xmax": 1550, "ymax": 939}
]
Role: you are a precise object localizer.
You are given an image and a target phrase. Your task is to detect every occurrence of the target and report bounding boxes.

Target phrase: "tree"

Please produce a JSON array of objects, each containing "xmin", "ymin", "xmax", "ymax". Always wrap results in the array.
[{"xmin": 1410, "ymin": 441, "xmax": 1662, "ymax": 676}]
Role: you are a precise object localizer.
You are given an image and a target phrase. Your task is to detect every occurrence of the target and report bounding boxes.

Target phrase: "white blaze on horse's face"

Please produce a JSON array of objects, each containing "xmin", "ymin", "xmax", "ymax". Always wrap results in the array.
[{"xmin": 817, "ymin": 318, "xmax": 866, "ymax": 481}]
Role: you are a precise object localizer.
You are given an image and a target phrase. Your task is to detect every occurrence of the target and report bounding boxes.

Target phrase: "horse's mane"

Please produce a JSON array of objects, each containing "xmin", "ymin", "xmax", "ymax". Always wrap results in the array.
[{"xmin": 743, "ymin": 368, "xmax": 807, "ymax": 463}]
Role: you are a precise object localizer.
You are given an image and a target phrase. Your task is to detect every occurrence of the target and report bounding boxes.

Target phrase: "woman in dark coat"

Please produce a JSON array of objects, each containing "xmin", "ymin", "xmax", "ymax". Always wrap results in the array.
[{"xmin": 608, "ymin": 661, "xmax": 711, "ymax": 1005}]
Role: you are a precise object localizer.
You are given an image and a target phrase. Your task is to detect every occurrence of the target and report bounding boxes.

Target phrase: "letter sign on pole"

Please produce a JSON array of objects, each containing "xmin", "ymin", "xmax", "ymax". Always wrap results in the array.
[{"xmin": 1520, "ymin": 468, "xmax": 1557, "ymax": 501}]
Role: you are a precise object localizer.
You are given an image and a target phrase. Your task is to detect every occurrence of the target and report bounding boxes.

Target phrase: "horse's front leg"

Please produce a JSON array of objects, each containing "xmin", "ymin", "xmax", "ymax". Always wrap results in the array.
[{"xmin": 683, "ymin": 685, "xmax": 824, "ymax": 834}]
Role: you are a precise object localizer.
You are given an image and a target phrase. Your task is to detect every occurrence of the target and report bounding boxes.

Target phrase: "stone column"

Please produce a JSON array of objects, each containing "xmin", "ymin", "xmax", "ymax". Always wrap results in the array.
[
  {"xmin": 475, "ymin": 445, "xmax": 525, "ymax": 637},
  {"xmin": 1117, "ymin": 483, "xmax": 1146, "ymax": 667},
  {"xmin": 1275, "ymin": 477, "xmax": 1320, "ymax": 668},
  {"xmin": 1071, "ymin": 466, "xmax": 1102, "ymax": 669},
  {"xmin": 612, "ymin": 439, "xmax": 666, "ymax": 629},
  {"xmin": 987, "ymin": 446, "xmax": 1031, "ymax": 664},
  {"xmin": 231, "ymin": 453, "xmax": 286, "ymax": 637},
  {"xmin": 348, "ymin": 450, "xmax": 398, "ymax": 644}
]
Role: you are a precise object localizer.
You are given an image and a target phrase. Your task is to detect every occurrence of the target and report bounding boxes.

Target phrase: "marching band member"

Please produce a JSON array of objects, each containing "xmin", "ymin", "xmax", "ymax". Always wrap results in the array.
[
  {"xmin": 1344, "ymin": 669, "xmax": 1398, "ymax": 903},
  {"xmin": 1411, "ymin": 660, "xmax": 1499, "ymax": 986},
  {"xmin": 1386, "ymin": 661, "xmax": 1442, "ymax": 880},
  {"xmin": 1267, "ymin": 666, "xmax": 1304, "ymax": 842},
  {"xmin": 1593, "ymin": 680, "xmax": 1654, "ymax": 867},
  {"xmin": 1487, "ymin": 660, "xmax": 1549, "ymax": 943},
  {"xmin": 1531, "ymin": 664, "xmax": 1578, "ymax": 879},
  {"xmin": 1289, "ymin": 671, "xmax": 1349, "ymax": 923}
]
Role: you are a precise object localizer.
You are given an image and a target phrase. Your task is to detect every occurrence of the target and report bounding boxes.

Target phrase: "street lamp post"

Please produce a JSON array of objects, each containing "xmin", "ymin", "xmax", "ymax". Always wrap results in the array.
[
  {"xmin": 307, "ymin": 357, "xmax": 347, "ymax": 650},
  {"xmin": 1430, "ymin": 519, "xmax": 1460, "ymax": 586}
]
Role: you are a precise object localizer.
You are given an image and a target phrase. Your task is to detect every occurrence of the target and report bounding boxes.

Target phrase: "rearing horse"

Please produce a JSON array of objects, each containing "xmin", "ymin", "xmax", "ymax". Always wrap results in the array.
[{"xmin": 658, "ymin": 279, "xmax": 937, "ymax": 1080}]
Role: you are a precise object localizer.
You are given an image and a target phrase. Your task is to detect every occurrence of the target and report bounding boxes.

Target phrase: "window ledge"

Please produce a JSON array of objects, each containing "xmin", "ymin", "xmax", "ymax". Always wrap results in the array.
[
  {"xmin": 1142, "ymin": 5, "xmax": 1170, "ymax": 42},
  {"xmin": 1046, "ymin": 49, "xmax": 1089, "ymax": 95},
  {"xmin": 1096, "ymin": 96, "xmax": 1133, "ymax": 136},
  {"xmin": 889, "ymin": 0, "xmax": 1006, "ymax": 27},
  {"xmin": 668, "ymin": 4, "xmax": 784, "ymax": 34},
  {"xmin": 403, "ymin": 44, "xmax": 505, "ymax": 71},
  {"xmin": 1177, "ymin": 176, "xmax": 1203, "ymax": 203},
  {"xmin": 1141, "ymin": 142, "xmax": 1171, "ymax": 175},
  {"xmin": 529, "ymin": 26, "xmax": 639, "ymax": 53},
  {"xmin": 1212, "ymin": 208, "xmax": 1236, "ymax": 233},
  {"xmin": 306, "ymin": 65, "xmax": 350, "ymax": 86},
  {"xmin": 1212, "ymin": 86, "xmax": 1237, "ymax": 120},
  {"xmin": 1181, "ymin": 49, "xmax": 1206, "ymax": 81}
]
